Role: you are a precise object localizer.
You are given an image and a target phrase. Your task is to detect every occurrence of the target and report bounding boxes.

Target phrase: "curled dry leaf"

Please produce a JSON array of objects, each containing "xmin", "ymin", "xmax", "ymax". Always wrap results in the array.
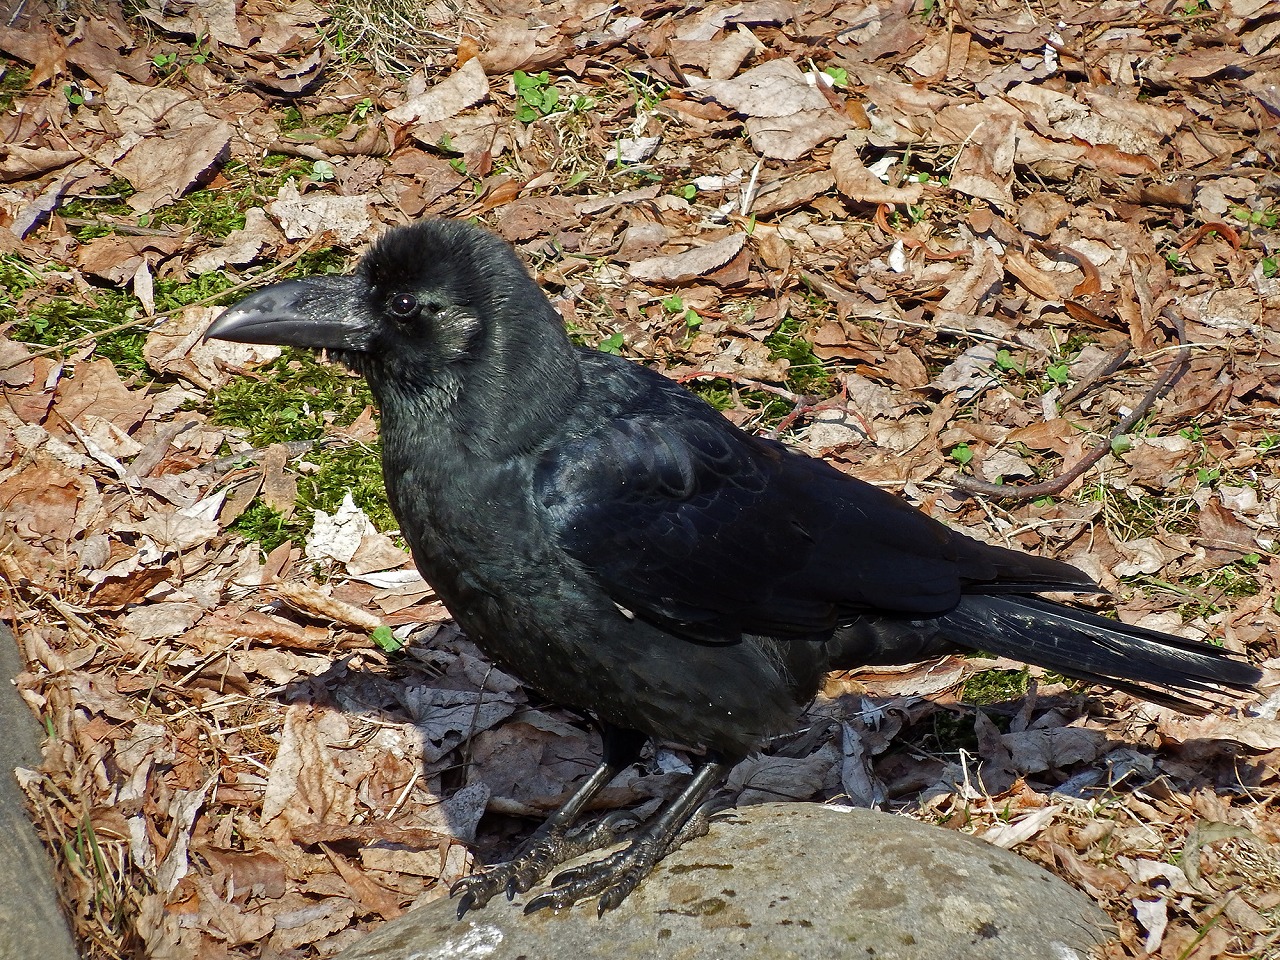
[{"xmin": 628, "ymin": 232, "xmax": 747, "ymax": 283}]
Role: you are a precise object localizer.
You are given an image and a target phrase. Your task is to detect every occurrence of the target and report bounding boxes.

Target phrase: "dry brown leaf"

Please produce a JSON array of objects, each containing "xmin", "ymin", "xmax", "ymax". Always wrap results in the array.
[
  {"xmin": 831, "ymin": 136, "xmax": 923, "ymax": 205},
  {"xmin": 385, "ymin": 56, "xmax": 489, "ymax": 125},
  {"xmin": 185, "ymin": 207, "xmax": 283, "ymax": 275},
  {"xmin": 275, "ymin": 580, "xmax": 382, "ymax": 633},
  {"xmin": 261, "ymin": 706, "xmax": 358, "ymax": 829},
  {"xmin": 266, "ymin": 181, "xmax": 373, "ymax": 243},
  {"xmin": 725, "ymin": 745, "xmax": 837, "ymax": 805},
  {"xmin": 1120, "ymin": 436, "xmax": 1195, "ymax": 490},
  {"xmin": 52, "ymin": 357, "xmax": 154, "ymax": 431},
  {"xmin": 259, "ymin": 442, "xmax": 299, "ymax": 517},
  {"xmin": 628, "ymin": 232, "xmax": 747, "ymax": 283},
  {"xmin": 693, "ymin": 58, "xmax": 826, "ymax": 116},
  {"xmin": 404, "ymin": 687, "xmax": 518, "ymax": 763}
]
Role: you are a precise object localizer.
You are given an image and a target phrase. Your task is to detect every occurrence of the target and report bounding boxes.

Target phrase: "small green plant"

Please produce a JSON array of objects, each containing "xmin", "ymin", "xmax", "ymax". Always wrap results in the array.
[
  {"xmin": 328, "ymin": 22, "xmax": 352, "ymax": 59},
  {"xmin": 370, "ymin": 625, "xmax": 404, "ymax": 653},
  {"xmin": 1229, "ymin": 205, "xmax": 1278, "ymax": 228},
  {"xmin": 764, "ymin": 316, "xmax": 831, "ymax": 399},
  {"xmin": 1195, "ymin": 466, "xmax": 1221, "ymax": 487},
  {"xmin": 598, "ymin": 331, "xmax": 624, "ymax": 354},
  {"xmin": 139, "ymin": 161, "xmax": 276, "ymax": 237},
  {"xmin": 1177, "ymin": 424, "xmax": 1226, "ymax": 488},
  {"xmin": 949, "ymin": 442, "xmax": 974, "ymax": 465},
  {"xmin": 962, "ymin": 668, "xmax": 1030, "ymax": 706},
  {"xmin": 210, "ymin": 351, "xmax": 371, "ymax": 446},
  {"xmin": 662, "ymin": 295, "xmax": 701, "ymax": 333},
  {"xmin": 1262, "ymin": 255, "xmax": 1278, "ymax": 278},
  {"xmin": 686, "ymin": 379, "xmax": 736, "ymax": 412},
  {"xmin": 0, "ymin": 256, "xmax": 42, "ymax": 320},
  {"xmin": 231, "ymin": 502, "xmax": 291, "ymax": 552},
  {"xmin": 63, "ymin": 83, "xmax": 85, "ymax": 106},
  {"xmin": 512, "ymin": 70, "xmax": 561, "ymax": 123},
  {"xmin": 11, "ymin": 286, "xmax": 150, "ymax": 373},
  {"xmin": 151, "ymin": 35, "xmax": 209, "ymax": 76},
  {"xmin": 823, "ymin": 66, "xmax": 848, "ymax": 88},
  {"xmin": 1045, "ymin": 361, "xmax": 1070, "ymax": 385},
  {"xmin": 0, "ymin": 63, "xmax": 31, "ymax": 111},
  {"xmin": 210, "ymin": 349, "xmax": 394, "ymax": 548},
  {"xmin": 151, "ymin": 50, "xmax": 180, "ymax": 74},
  {"xmin": 994, "ymin": 349, "xmax": 1026, "ymax": 376}
]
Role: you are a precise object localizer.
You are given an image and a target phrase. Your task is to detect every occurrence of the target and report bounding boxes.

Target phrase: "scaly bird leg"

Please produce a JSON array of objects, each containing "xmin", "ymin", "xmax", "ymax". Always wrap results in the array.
[
  {"xmin": 451, "ymin": 726, "xmax": 645, "ymax": 918},
  {"xmin": 525, "ymin": 754, "xmax": 734, "ymax": 916}
]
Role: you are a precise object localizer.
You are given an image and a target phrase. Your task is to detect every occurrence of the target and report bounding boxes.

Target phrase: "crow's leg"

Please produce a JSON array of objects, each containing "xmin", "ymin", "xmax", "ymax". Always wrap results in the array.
[
  {"xmin": 451, "ymin": 725, "xmax": 646, "ymax": 918},
  {"xmin": 524, "ymin": 753, "xmax": 734, "ymax": 916}
]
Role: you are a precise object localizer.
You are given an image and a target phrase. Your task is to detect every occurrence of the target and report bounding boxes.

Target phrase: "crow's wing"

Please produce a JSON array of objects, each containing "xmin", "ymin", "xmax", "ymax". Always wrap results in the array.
[{"xmin": 536, "ymin": 408, "xmax": 1094, "ymax": 643}]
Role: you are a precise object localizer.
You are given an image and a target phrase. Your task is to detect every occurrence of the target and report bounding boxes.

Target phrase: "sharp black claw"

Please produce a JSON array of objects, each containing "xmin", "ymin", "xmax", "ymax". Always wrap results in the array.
[
  {"xmin": 505, "ymin": 878, "xmax": 519, "ymax": 901},
  {"xmin": 523, "ymin": 892, "xmax": 555, "ymax": 915},
  {"xmin": 455, "ymin": 892, "xmax": 475, "ymax": 920}
]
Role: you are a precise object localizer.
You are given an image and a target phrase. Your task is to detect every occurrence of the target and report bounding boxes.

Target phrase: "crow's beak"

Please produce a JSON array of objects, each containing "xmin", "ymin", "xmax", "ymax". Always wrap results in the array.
[{"xmin": 205, "ymin": 276, "xmax": 372, "ymax": 351}]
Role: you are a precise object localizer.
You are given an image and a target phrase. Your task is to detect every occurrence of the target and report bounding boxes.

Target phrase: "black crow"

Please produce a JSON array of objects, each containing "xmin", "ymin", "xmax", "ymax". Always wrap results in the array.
[{"xmin": 205, "ymin": 219, "xmax": 1259, "ymax": 916}]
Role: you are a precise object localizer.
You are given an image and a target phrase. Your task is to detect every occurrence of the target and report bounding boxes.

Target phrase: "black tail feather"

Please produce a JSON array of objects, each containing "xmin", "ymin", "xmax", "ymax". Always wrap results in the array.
[{"xmin": 941, "ymin": 595, "xmax": 1260, "ymax": 714}]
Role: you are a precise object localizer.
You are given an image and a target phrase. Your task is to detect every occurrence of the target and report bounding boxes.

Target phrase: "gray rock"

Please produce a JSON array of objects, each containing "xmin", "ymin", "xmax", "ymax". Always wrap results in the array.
[
  {"xmin": 0, "ymin": 625, "xmax": 79, "ymax": 960},
  {"xmin": 337, "ymin": 802, "xmax": 1111, "ymax": 960}
]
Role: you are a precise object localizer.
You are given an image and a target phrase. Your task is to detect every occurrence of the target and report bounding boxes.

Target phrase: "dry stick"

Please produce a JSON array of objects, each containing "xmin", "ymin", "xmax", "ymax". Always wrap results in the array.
[
  {"xmin": 197, "ymin": 438, "xmax": 318, "ymax": 474},
  {"xmin": 674, "ymin": 369, "xmax": 813, "ymax": 405},
  {"xmin": 954, "ymin": 309, "xmax": 1191, "ymax": 502},
  {"xmin": 1056, "ymin": 345, "xmax": 1131, "ymax": 410},
  {"xmin": 674, "ymin": 369, "xmax": 876, "ymax": 441},
  {"xmin": 57, "ymin": 217, "xmax": 184, "ymax": 239},
  {"xmin": 0, "ymin": 234, "xmax": 323, "ymax": 374},
  {"xmin": 799, "ymin": 272, "xmax": 1023, "ymax": 347},
  {"xmin": 770, "ymin": 385, "xmax": 875, "ymax": 442}
]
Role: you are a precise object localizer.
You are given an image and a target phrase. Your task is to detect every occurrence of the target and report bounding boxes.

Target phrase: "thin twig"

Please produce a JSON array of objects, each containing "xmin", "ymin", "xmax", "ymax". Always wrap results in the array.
[
  {"xmin": 954, "ymin": 308, "xmax": 1190, "ymax": 502},
  {"xmin": 1056, "ymin": 345, "xmax": 1130, "ymax": 410},
  {"xmin": 674, "ymin": 369, "xmax": 874, "ymax": 441},
  {"xmin": 197, "ymin": 438, "xmax": 319, "ymax": 474},
  {"xmin": 674, "ymin": 369, "xmax": 808, "ymax": 403}
]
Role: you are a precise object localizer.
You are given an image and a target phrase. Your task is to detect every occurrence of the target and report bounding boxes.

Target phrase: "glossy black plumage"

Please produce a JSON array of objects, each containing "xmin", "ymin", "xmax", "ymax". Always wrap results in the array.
[{"xmin": 206, "ymin": 219, "xmax": 1259, "ymax": 915}]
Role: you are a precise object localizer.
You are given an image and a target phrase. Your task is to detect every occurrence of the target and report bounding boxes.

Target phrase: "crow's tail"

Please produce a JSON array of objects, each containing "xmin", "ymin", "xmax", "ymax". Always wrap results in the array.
[{"xmin": 941, "ymin": 595, "xmax": 1260, "ymax": 714}]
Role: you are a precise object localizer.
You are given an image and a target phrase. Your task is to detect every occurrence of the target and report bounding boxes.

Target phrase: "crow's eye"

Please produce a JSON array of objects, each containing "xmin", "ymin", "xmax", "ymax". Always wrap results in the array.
[{"xmin": 388, "ymin": 293, "xmax": 420, "ymax": 320}]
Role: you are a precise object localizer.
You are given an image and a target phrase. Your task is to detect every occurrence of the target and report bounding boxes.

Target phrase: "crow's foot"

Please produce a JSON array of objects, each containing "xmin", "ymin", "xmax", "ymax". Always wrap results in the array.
[
  {"xmin": 523, "ymin": 835, "xmax": 662, "ymax": 916},
  {"xmin": 450, "ymin": 813, "xmax": 633, "ymax": 918},
  {"xmin": 523, "ymin": 806, "xmax": 711, "ymax": 916}
]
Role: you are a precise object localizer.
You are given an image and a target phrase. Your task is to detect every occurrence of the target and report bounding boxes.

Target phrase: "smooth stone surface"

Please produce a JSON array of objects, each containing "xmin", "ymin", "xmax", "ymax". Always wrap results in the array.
[
  {"xmin": 0, "ymin": 625, "xmax": 79, "ymax": 960},
  {"xmin": 337, "ymin": 802, "xmax": 1111, "ymax": 960}
]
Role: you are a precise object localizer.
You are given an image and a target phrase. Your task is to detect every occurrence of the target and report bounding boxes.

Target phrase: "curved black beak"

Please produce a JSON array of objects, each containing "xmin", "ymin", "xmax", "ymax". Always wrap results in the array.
[{"xmin": 205, "ymin": 276, "xmax": 372, "ymax": 351}]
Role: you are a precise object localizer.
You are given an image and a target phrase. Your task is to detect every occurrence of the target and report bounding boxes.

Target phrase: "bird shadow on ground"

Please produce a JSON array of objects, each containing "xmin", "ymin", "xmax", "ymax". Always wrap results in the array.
[{"xmin": 262, "ymin": 651, "xmax": 1265, "ymax": 889}]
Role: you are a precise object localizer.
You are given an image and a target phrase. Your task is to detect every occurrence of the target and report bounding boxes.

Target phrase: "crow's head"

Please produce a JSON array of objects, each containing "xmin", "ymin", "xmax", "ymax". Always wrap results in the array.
[{"xmin": 206, "ymin": 219, "xmax": 581, "ymax": 450}]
